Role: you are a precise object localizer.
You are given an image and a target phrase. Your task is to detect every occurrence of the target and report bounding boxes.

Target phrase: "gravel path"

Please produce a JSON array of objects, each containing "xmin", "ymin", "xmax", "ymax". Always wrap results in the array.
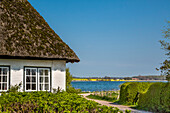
[{"xmin": 80, "ymin": 93, "xmax": 152, "ymax": 113}]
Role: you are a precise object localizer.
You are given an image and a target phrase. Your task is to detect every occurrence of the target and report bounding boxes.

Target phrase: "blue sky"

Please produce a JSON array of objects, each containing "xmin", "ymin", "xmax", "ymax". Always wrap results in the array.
[{"xmin": 28, "ymin": 0, "xmax": 170, "ymax": 77}]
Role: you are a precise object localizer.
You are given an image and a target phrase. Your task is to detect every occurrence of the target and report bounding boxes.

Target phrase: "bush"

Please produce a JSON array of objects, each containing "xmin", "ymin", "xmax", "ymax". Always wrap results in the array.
[
  {"xmin": 138, "ymin": 83, "xmax": 170, "ymax": 112},
  {"xmin": 66, "ymin": 86, "xmax": 81, "ymax": 93},
  {"xmin": 119, "ymin": 82, "xmax": 153, "ymax": 105},
  {"xmin": 7, "ymin": 82, "xmax": 22, "ymax": 93},
  {"xmin": 119, "ymin": 82, "xmax": 131, "ymax": 104},
  {"xmin": 66, "ymin": 68, "xmax": 81, "ymax": 93},
  {"xmin": 0, "ymin": 91, "xmax": 125, "ymax": 112}
]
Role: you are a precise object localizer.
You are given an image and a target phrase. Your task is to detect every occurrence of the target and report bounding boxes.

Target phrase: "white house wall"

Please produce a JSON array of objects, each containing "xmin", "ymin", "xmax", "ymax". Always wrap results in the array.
[{"xmin": 0, "ymin": 59, "xmax": 66, "ymax": 92}]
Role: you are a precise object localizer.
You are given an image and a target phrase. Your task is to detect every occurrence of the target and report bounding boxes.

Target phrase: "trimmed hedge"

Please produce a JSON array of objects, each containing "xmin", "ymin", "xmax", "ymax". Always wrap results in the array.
[
  {"xmin": 119, "ymin": 82, "xmax": 153, "ymax": 105},
  {"xmin": 138, "ymin": 82, "xmax": 170, "ymax": 112}
]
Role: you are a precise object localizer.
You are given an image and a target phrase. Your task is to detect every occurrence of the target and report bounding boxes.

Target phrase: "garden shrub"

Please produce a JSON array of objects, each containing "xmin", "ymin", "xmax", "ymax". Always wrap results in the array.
[
  {"xmin": 138, "ymin": 82, "xmax": 170, "ymax": 112},
  {"xmin": 119, "ymin": 82, "xmax": 153, "ymax": 105},
  {"xmin": 66, "ymin": 86, "xmax": 81, "ymax": 93},
  {"xmin": 7, "ymin": 82, "xmax": 22, "ymax": 93},
  {"xmin": 119, "ymin": 82, "xmax": 131, "ymax": 104},
  {"xmin": 0, "ymin": 91, "xmax": 125, "ymax": 112},
  {"xmin": 160, "ymin": 83, "xmax": 170, "ymax": 112}
]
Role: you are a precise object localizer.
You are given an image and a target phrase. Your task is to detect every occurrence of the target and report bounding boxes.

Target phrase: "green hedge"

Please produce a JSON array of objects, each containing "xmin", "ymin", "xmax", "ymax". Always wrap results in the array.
[
  {"xmin": 0, "ymin": 91, "xmax": 125, "ymax": 113},
  {"xmin": 119, "ymin": 82, "xmax": 153, "ymax": 105},
  {"xmin": 138, "ymin": 82, "xmax": 170, "ymax": 112}
]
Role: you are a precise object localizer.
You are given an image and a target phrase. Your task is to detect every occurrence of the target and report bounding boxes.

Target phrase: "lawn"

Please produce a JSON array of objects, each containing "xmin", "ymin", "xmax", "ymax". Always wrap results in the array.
[{"xmin": 87, "ymin": 91, "xmax": 119, "ymax": 102}]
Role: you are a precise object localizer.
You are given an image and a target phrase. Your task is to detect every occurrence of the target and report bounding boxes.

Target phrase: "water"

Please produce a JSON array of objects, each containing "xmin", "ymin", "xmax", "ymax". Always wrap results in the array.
[
  {"xmin": 71, "ymin": 81, "xmax": 167, "ymax": 92},
  {"xmin": 71, "ymin": 81, "xmax": 125, "ymax": 92}
]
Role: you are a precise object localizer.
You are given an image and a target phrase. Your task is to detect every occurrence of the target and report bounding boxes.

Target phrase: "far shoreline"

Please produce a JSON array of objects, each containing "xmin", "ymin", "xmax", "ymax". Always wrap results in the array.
[{"xmin": 72, "ymin": 79, "xmax": 167, "ymax": 82}]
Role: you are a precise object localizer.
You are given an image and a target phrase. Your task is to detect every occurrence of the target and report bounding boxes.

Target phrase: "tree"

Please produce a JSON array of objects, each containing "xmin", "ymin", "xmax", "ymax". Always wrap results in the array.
[
  {"xmin": 66, "ymin": 68, "xmax": 81, "ymax": 93},
  {"xmin": 159, "ymin": 21, "xmax": 170, "ymax": 81},
  {"xmin": 66, "ymin": 68, "xmax": 73, "ymax": 89}
]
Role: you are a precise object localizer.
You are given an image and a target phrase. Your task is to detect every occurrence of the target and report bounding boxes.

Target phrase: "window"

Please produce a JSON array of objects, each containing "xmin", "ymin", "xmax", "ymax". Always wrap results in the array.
[
  {"xmin": 25, "ymin": 68, "xmax": 37, "ymax": 91},
  {"xmin": 25, "ymin": 67, "xmax": 50, "ymax": 91},
  {"xmin": 38, "ymin": 68, "xmax": 50, "ymax": 91},
  {"xmin": 0, "ymin": 67, "xmax": 9, "ymax": 91}
]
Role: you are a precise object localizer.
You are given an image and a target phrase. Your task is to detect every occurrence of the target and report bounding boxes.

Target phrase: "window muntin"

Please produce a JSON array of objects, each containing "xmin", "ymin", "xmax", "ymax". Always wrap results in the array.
[
  {"xmin": 24, "ymin": 67, "xmax": 50, "ymax": 92},
  {"xmin": 0, "ymin": 67, "xmax": 9, "ymax": 91},
  {"xmin": 25, "ymin": 68, "xmax": 37, "ymax": 91},
  {"xmin": 38, "ymin": 68, "xmax": 50, "ymax": 91}
]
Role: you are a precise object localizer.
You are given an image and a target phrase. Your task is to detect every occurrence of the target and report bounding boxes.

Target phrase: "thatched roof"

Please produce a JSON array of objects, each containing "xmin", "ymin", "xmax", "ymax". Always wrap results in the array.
[{"xmin": 0, "ymin": 0, "xmax": 80, "ymax": 63}]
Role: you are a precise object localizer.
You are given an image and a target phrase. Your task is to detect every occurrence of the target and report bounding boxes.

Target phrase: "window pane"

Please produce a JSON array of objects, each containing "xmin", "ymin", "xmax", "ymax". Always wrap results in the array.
[
  {"xmin": 32, "ymin": 76, "xmax": 36, "ymax": 82},
  {"xmin": 38, "ymin": 68, "xmax": 50, "ymax": 91},
  {"xmin": 32, "ymin": 69, "xmax": 36, "ymax": 75},
  {"xmin": 45, "ymin": 77, "xmax": 49, "ymax": 83},
  {"xmin": 32, "ymin": 84, "xmax": 36, "ymax": 90},
  {"xmin": 2, "ymin": 83, "xmax": 7, "ymax": 90},
  {"xmin": 39, "ymin": 70, "xmax": 43, "ymax": 75},
  {"xmin": 39, "ymin": 84, "xmax": 43, "ymax": 90},
  {"xmin": 39, "ymin": 77, "xmax": 43, "ymax": 83},
  {"xmin": 26, "ymin": 69, "xmax": 30, "ymax": 75},
  {"xmin": 3, "ymin": 68, "xmax": 7, "ymax": 75},
  {"xmin": 26, "ymin": 84, "xmax": 30, "ymax": 90},
  {"xmin": 0, "ymin": 67, "xmax": 9, "ymax": 91},
  {"xmin": 26, "ymin": 76, "xmax": 30, "ymax": 82},
  {"xmin": 3, "ymin": 76, "xmax": 7, "ymax": 82},
  {"xmin": 45, "ymin": 84, "xmax": 49, "ymax": 90},
  {"xmin": 45, "ymin": 70, "xmax": 48, "ymax": 75}
]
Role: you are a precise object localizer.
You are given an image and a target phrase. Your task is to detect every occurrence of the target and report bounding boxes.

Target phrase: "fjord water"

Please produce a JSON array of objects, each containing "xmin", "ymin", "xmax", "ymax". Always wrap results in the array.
[
  {"xmin": 71, "ymin": 81, "xmax": 167, "ymax": 92},
  {"xmin": 71, "ymin": 81, "xmax": 125, "ymax": 92}
]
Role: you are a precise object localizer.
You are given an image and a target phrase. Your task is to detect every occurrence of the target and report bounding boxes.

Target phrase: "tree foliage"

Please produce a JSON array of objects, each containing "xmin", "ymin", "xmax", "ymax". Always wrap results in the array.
[
  {"xmin": 66, "ymin": 68, "xmax": 73, "ymax": 89},
  {"xmin": 66, "ymin": 68, "xmax": 81, "ymax": 93},
  {"xmin": 159, "ymin": 21, "xmax": 170, "ymax": 81}
]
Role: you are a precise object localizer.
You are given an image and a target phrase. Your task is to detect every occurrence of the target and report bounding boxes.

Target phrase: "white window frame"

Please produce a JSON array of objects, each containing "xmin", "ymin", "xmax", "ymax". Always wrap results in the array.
[
  {"xmin": 25, "ymin": 67, "xmax": 37, "ymax": 92},
  {"xmin": 0, "ymin": 67, "xmax": 9, "ymax": 92},
  {"xmin": 24, "ymin": 67, "xmax": 50, "ymax": 92},
  {"xmin": 38, "ymin": 68, "xmax": 50, "ymax": 91}
]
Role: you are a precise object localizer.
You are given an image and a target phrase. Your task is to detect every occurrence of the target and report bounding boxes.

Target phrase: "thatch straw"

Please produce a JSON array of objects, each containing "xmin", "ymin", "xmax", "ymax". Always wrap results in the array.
[{"xmin": 0, "ymin": 0, "xmax": 80, "ymax": 63}]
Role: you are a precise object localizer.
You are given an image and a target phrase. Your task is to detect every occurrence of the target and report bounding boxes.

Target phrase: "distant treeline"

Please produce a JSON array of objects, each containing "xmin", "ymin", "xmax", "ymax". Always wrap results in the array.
[
  {"xmin": 125, "ymin": 75, "xmax": 165, "ymax": 80},
  {"xmin": 73, "ymin": 75, "xmax": 166, "ymax": 81}
]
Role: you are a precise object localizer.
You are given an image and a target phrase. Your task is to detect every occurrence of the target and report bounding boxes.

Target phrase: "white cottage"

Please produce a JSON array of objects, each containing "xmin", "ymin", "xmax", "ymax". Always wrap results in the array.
[{"xmin": 0, "ymin": 0, "xmax": 80, "ymax": 92}]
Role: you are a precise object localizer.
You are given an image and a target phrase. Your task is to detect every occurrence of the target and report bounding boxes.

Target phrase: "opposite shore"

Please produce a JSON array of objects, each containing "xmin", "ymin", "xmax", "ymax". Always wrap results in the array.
[{"xmin": 72, "ymin": 78, "xmax": 167, "ymax": 82}]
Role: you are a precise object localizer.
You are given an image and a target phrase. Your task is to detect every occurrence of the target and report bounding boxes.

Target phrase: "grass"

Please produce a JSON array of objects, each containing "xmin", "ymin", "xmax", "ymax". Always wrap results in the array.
[
  {"xmin": 86, "ymin": 91, "xmax": 119, "ymax": 102},
  {"xmin": 78, "ymin": 91, "xmax": 91, "ymax": 94},
  {"xmin": 87, "ymin": 94, "xmax": 117, "ymax": 102},
  {"xmin": 86, "ymin": 91, "xmax": 137, "ymax": 107}
]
